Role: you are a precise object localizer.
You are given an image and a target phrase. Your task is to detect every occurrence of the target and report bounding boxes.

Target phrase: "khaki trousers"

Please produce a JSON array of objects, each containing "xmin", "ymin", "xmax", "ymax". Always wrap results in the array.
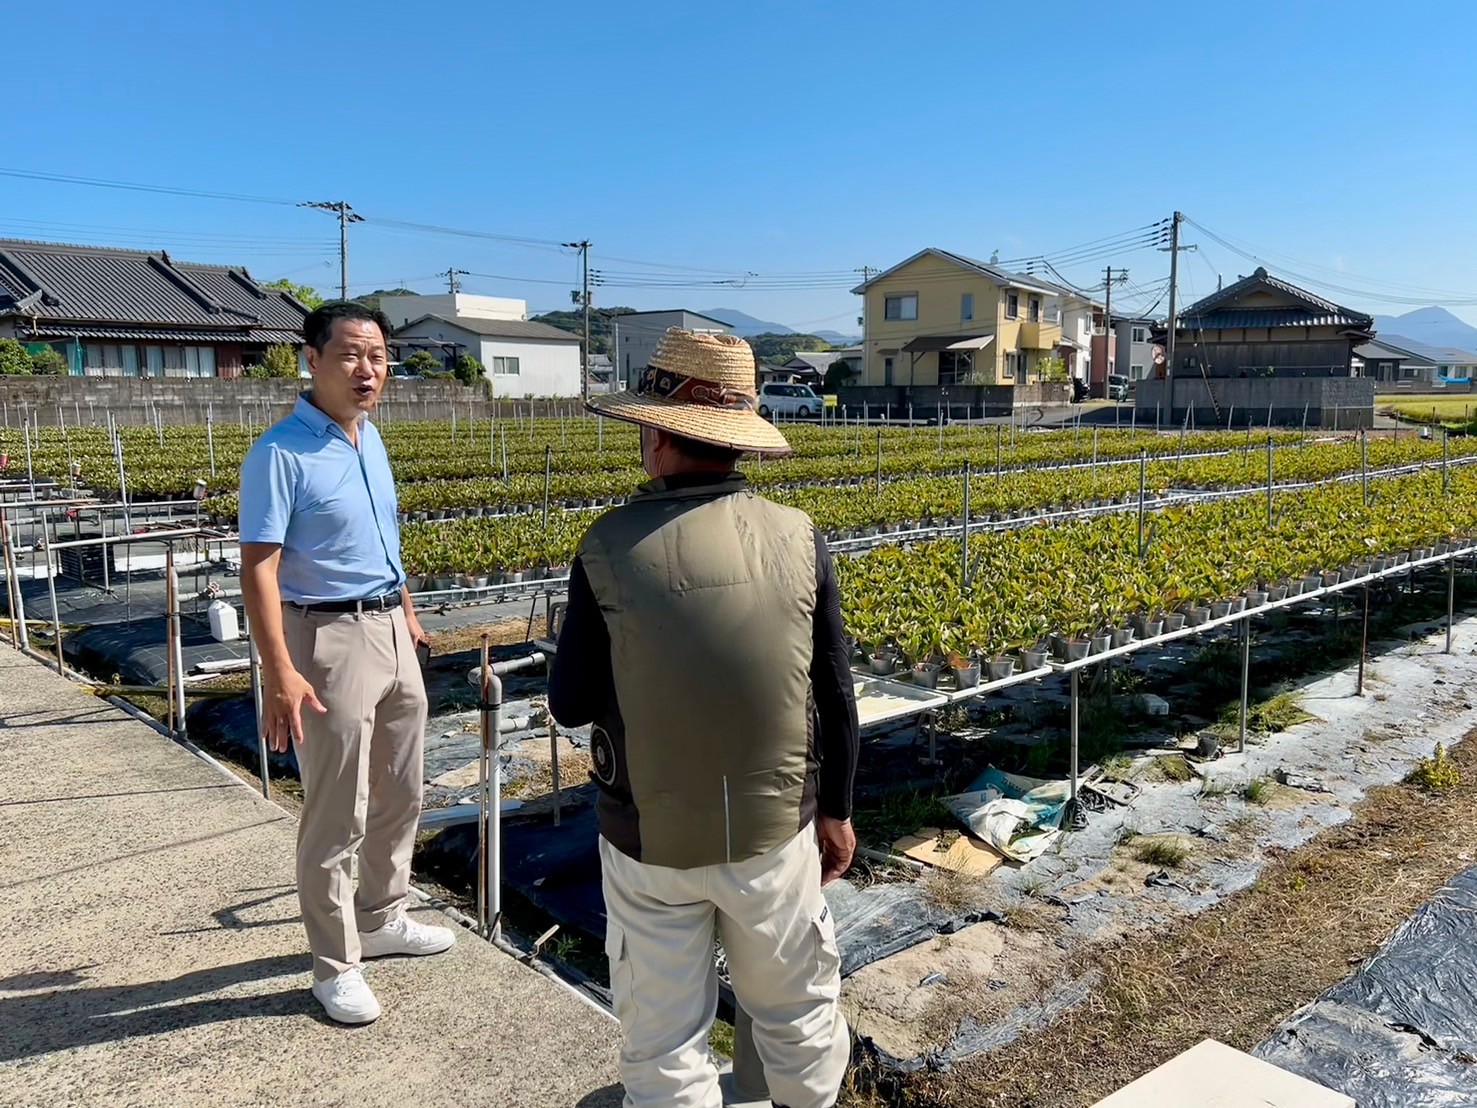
[
  {"xmin": 600, "ymin": 827, "xmax": 849, "ymax": 1108},
  {"xmin": 284, "ymin": 605, "xmax": 427, "ymax": 982}
]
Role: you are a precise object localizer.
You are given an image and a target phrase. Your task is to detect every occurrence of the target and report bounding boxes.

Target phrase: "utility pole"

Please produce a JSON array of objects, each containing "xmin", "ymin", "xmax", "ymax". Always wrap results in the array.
[
  {"xmin": 1162, "ymin": 212, "xmax": 1184, "ymax": 424},
  {"xmin": 300, "ymin": 201, "xmax": 364, "ymax": 300},
  {"xmin": 563, "ymin": 240, "xmax": 593, "ymax": 403},
  {"xmin": 443, "ymin": 267, "xmax": 470, "ymax": 294},
  {"xmin": 1102, "ymin": 266, "xmax": 1127, "ymax": 393}
]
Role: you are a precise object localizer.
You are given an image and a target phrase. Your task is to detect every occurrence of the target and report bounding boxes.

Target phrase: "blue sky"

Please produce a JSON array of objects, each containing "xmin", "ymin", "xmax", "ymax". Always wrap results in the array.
[{"xmin": 3, "ymin": 0, "xmax": 1476, "ymax": 330}]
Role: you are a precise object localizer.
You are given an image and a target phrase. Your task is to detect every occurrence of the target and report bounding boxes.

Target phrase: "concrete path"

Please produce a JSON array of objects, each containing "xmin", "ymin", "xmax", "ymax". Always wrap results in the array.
[{"xmin": 0, "ymin": 646, "xmax": 624, "ymax": 1108}]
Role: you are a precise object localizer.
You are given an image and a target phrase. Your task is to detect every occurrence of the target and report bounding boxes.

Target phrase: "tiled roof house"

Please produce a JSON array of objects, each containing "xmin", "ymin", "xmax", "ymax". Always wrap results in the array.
[{"xmin": 0, "ymin": 238, "xmax": 310, "ymax": 378}]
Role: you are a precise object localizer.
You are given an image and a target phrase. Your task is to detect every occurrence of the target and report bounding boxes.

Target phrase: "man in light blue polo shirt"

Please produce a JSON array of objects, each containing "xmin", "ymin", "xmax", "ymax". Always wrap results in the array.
[{"xmin": 240, "ymin": 301, "xmax": 454, "ymax": 1025}]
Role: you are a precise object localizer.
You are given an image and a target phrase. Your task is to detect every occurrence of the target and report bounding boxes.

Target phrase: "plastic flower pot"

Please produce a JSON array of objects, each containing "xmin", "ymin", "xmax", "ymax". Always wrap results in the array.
[
  {"xmin": 1144, "ymin": 618, "xmax": 1166, "ymax": 638},
  {"xmin": 1090, "ymin": 633, "xmax": 1113, "ymax": 655},
  {"xmin": 1185, "ymin": 606, "xmax": 1211, "ymax": 627},
  {"xmin": 981, "ymin": 657, "xmax": 1011, "ymax": 682},
  {"xmin": 954, "ymin": 662, "xmax": 984, "ymax": 688},
  {"xmin": 1267, "ymin": 586, "xmax": 1287, "ymax": 602},
  {"xmin": 1230, "ymin": 596, "xmax": 1247, "ymax": 614},
  {"xmin": 1063, "ymin": 639, "xmax": 1092, "ymax": 662},
  {"xmin": 1320, "ymin": 571, "xmax": 1340, "ymax": 589},
  {"xmin": 1246, "ymin": 591, "xmax": 1269, "ymax": 608},
  {"xmin": 910, "ymin": 663, "xmax": 941, "ymax": 689},
  {"xmin": 1021, "ymin": 646, "xmax": 1050, "ymax": 670},
  {"xmin": 1111, "ymin": 627, "xmax": 1135, "ymax": 649},
  {"xmin": 1211, "ymin": 600, "xmax": 1234, "ymax": 619},
  {"xmin": 1163, "ymin": 612, "xmax": 1187, "ymax": 633},
  {"xmin": 868, "ymin": 653, "xmax": 899, "ymax": 676}
]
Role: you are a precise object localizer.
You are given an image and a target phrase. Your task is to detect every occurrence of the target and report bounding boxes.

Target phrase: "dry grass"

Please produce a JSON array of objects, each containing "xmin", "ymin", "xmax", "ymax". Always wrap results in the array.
[
  {"xmin": 873, "ymin": 727, "xmax": 1477, "ymax": 1108},
  {"xmin": 1131, "ymin": 836, "xmax": 1192, "ymax": 869},
  {"xmin": 1144, "ymin": 754, "xmax": 1194, "ymax": 783},
  {"xmin": 920, "ymin": 866, "xmax": 991, "ymax": 917},
  {"xmin": 428, "ymin": 616, "xmax": 537, "ymax": 655}
]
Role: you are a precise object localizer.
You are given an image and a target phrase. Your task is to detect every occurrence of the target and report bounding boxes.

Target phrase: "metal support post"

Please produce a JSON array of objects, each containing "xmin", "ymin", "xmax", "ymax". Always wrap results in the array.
[
  {"xmin": 6, "ymin": 518, "xmax": 28, "ymax": 651},
  {"xmin": 1238, "ymin": 616, "xmax": 1251, "ymax": 753},
  {"xmin": 41, "ymin": 515, "xmax": 62, "ymax": 675},
  {"xmin": 1137, "ymin": 449, "xmax": 1147, "ymax": 552},
  {"xmin": 1361, "ymin": 430, "xmax": 1368, "ymax": 505},
  {"xmin": 242, "ymin": 613, "xmax": 271, "ymax": 798},
  {"xmin": 2, "ymin": 516, "xmax": 20, "ymax": 649},
  {"xmin": 1069, "ymin": 668, "xmax": 1081, "ymax": 815},
  {"xmin": 1266, "ymin": 435, "xmax": 1274, "ymax": 527},
  {"xmin": 1357, "ymin": 583, "xmax": 1370, "ymax": 696},
  {"xmin": 542, "ymin": 445, "xmax": 552, "ymax": 528},
  {"xmin": 961, "ymin": 462, "xmax": 971, "ymax": 587},
  {"xmin": 1448, "ymin": 554, "xmax": 1457, "ymax": 655},
  {"xmin": 876, "ymin": 429, "xmax": 883, "ymax": 489},
  {"xmin": 23, "ymin": 414, "xmax": 36, "ymax": 500},
  {"xmin": 477, "ymin": 638, "xmax": 505, "ymax": 940}
]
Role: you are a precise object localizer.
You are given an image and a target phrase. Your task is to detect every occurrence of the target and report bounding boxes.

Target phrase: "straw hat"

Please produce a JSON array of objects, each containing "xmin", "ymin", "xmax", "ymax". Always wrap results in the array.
[{"xmin": 587, "ymin": 328, "xmax": 792, "ymax": 455}]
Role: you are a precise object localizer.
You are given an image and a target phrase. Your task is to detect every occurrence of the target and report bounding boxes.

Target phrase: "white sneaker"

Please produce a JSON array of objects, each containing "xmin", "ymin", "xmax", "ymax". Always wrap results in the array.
[
  {"xmin": 358, "ymin": 907, "xmax": 457, "ymax": 959},
  {"xmin": 311, "ymin": 967, "xmax": 381, "ymax": 1025}
]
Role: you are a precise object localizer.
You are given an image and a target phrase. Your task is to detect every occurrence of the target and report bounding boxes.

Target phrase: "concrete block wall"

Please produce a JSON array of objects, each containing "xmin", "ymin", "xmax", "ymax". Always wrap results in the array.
[
  {"xmin": 0, "ymin": 377, "xmax": 589, "ymax": 427},
  {"xmin": 1134, "ymin": 376, "xmax": 1376, "ymax": 430}
]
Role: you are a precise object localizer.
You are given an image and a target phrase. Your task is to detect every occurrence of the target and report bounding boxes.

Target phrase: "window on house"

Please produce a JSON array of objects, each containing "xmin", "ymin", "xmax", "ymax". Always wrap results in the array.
[
  {"xmin": 1132, "ymin": 327, "xmax": 1147, "ymax": 343},
  {"xmin": 884, "ymin": 294, "xmax": 918, "ymax": 321},
  {"xmin": 492, "ymin": 356, "xmax": 520, "ymax": 375},
  {"xmin": 1006, "ymin": 293, "xmax": 1019, "ymax": 320},
  {"xmin": 162, "ymin": 346, "xmax": 186, "ymax": 376},
  {"xmin": 1046, "ymin": 300, "xmax": 1061, "ymax": 323},
  {"xmin": 883, "ymin": 356, "xmax": 894, "ymax": 385},
  {"xmin": 145, "ymin": 346, "xmax": 164, "ymax": 376},
  {"xmin": 1003, "ymin": 352, "xmax": 1017, "ymax": 378},
  {"xmin": 183, "ymin": 347, "xmax": 216, "ymax": 378},
  {"xmin": 1028, "ymin": 296, "xmax": 1041, "ymax": 323},
  {"xmin": 960, "ymin": 293, "xmax": 974, "ymax": 322},
  {"xmin": 1130, "ymin": 363, "xmax": 1144, "ymax": 378},
  {"xmin": 121, "ymin": 346, "xmax": 139, "ymax": 376}
]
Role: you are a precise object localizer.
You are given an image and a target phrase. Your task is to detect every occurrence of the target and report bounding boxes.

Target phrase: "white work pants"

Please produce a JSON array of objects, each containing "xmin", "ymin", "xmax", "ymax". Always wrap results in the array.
[{"xmin": 600, "ymin": 827, "xmax": 849, "ymax": 1108}]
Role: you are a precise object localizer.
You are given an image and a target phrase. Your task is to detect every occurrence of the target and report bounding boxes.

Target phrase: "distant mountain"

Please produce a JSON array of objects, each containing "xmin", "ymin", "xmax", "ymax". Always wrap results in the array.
[
  {"xmin": 1372, "ymin": 307, "xmax": 1477, "ymax": 353},
  {"xmin": 814, "ymin": 329, "xmax": 862, "ymax": 346},
  {"xmin": 700, "ymin": 308, "xmax": 792, "ymax": 337},
  {"xmin": 701, "ymin": 307, "xmax": 859, "ymax": 347}
]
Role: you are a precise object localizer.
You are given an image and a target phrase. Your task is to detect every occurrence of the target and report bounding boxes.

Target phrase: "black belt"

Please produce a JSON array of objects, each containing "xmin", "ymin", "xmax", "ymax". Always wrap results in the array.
[{"xmin": 290, "ymin": 591, "xmax": 401, "ymax": 615}]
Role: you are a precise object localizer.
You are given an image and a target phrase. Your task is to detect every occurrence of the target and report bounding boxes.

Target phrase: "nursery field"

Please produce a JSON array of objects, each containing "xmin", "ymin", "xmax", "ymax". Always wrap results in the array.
[
  {"xmin": 5, "ymin": 418, "xmax": 1473, "ymax": 661},
  {"xmin": 1380, "ymin": 394, "xmax": 1476, "ymax": 428}
]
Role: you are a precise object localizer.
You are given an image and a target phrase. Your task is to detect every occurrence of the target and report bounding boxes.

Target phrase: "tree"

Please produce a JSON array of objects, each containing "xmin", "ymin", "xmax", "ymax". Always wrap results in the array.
[
  {"xmin": 402, "ymin": 350, "xmax": 443, "ymax": 377},
  {"xmin": 244, "ymin": 343, "xmax": 302, "ymax": 379},
  {"xmin": 453, "ymin": 354, "xmax": 485, "ymax": 386},
  {"xmin": 354, "ymin": 287, "xmax": 417, "ymax": 314},
  {"xmin": 823, "ymin": 359, "xmax": 857, "ymax": 392},
  {"xmin": 1037, "ymin": 356, "xmax": 1068, "ymax": 382},
  {"xmin": 261, "ymin": 278, "xmax": 324, "ymax": 309},
  {"xmin": 530, "ymin": 307, "xmax": 637, "ymax": 355},
  {"xmin": 0, "ymin": 338, "xmax": 32, "ymax": 375},
  {"xmin": 29, "ymin": 346, "xmax": 67, "ymax": 375},
  {"xmin": 746, "ymin": 332, "xmax": 834, "ymax": 361}
]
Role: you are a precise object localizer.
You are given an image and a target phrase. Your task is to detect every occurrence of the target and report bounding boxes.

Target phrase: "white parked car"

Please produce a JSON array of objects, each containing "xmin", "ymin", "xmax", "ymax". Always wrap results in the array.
[{"xmin": 757, "ymin": 382, "xmax": 822, "ymax": 420}]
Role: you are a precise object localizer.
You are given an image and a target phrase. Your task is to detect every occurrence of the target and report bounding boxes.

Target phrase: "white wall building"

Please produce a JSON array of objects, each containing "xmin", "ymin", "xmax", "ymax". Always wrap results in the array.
[
  {"xmin": 392, "ymin": 314, "xmax": 582, "ymax": 398},
  {"xmin": 379, "ymin": 293, "xmax": 527, "ymax": 329}
]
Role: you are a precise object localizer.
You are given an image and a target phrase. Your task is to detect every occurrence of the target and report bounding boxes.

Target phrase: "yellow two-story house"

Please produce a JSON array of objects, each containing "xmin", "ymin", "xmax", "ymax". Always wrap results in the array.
[{"xmin": 852, "ymin": 248, "xmax": 1066, "ymax": 388}]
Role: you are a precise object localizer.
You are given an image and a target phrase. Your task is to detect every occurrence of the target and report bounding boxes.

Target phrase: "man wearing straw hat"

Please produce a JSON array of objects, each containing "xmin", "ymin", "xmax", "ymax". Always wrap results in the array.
[{"xmin": 550, "ymin": 328, "xmax": 860, "ymax": 1108}]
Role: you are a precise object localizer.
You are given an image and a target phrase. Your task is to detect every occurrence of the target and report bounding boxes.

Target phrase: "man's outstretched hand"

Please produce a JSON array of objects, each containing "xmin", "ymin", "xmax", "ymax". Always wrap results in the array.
[{"xmin": 817, "ymin": 815, "xmax": 856, "ymax": 886}]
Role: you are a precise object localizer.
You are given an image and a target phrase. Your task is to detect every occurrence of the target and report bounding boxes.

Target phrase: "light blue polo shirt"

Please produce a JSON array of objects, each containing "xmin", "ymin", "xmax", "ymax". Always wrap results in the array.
[{"xmin": 239, "ymin": 394, "xmax": 405, "ymax": 604}]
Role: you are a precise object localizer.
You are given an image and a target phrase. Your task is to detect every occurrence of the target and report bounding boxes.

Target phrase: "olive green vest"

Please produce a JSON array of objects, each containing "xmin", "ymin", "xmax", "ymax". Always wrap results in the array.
[{"xmin": 579, "ymin": 474, "xmax": 818, "ymax": 869}]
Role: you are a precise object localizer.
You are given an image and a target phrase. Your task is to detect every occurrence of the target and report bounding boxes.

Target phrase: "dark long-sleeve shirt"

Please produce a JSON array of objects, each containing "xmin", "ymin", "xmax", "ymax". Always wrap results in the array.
[{"xmin": 550, "ymin": 527, "xmax": 859, "ymax": 822}]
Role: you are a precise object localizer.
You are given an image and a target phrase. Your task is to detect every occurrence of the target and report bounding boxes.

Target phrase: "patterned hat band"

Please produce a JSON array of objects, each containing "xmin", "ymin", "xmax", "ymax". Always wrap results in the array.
[{"xmin": 637, "ymin": 365, "xmax": 756, "ymax": 411}]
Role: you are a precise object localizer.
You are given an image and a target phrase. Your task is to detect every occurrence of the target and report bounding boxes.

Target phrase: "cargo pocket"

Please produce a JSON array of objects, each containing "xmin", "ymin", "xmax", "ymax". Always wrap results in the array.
[
  {"xmin": 810, "ymin": 903, "xmax": 841, "ymax": 1001},
  {"xmin": 605, "ymin": 920, "xmax": 639, "ymax": 1027}
]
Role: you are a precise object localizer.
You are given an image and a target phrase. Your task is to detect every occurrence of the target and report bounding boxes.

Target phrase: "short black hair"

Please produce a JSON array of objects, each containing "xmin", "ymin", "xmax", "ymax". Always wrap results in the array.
[
  {"xmin": 669, "ymin": 431, "xmax": 743, "ymax": 468},
  {"xmin": 303, "ymin": 301, "xmax": 392, "ymax": 352}
]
